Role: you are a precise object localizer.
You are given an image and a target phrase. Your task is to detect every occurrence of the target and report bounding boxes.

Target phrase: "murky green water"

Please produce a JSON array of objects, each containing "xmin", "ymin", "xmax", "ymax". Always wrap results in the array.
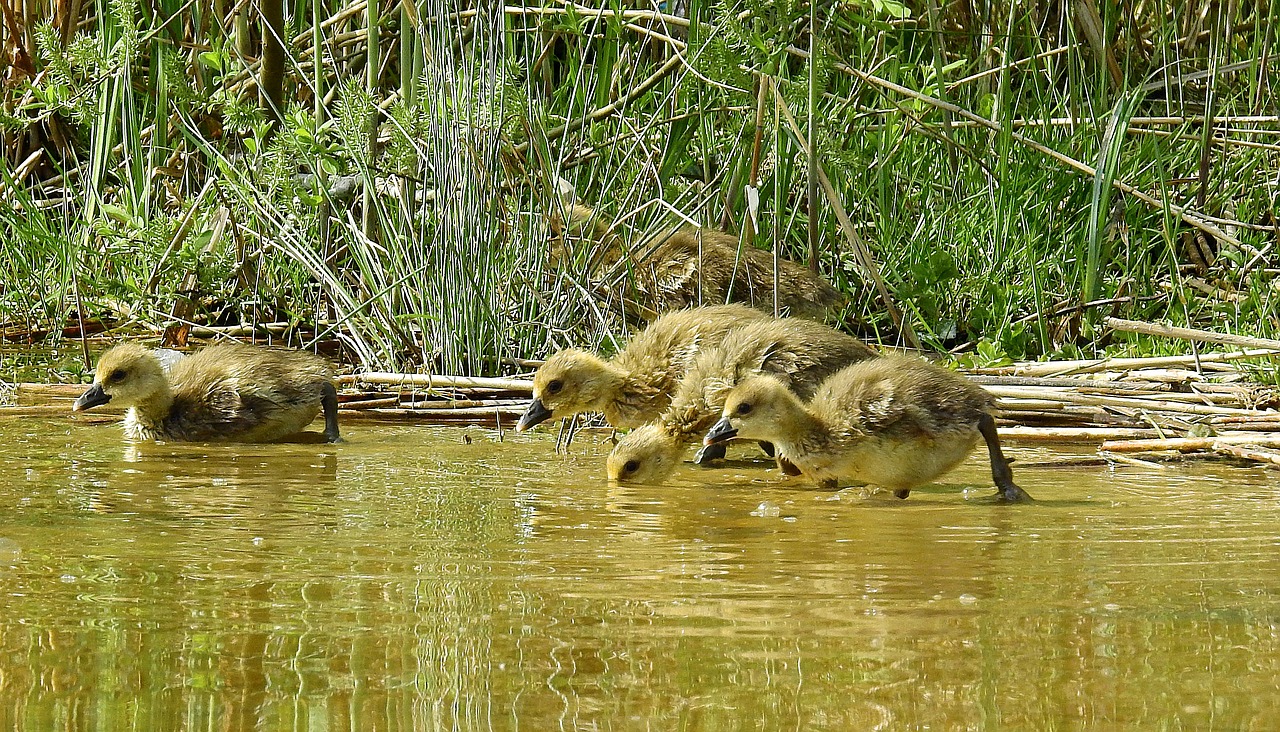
[{"xmin": 0, "ymin": 418, "xmax": 1278, "ymax": 729}]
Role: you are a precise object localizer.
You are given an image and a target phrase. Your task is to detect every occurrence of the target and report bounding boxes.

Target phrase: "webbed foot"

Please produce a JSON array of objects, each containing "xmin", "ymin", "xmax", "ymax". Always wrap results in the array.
[{"xmin": 996, "ymin": 482, "xmax": 1032, "ymax": 502}]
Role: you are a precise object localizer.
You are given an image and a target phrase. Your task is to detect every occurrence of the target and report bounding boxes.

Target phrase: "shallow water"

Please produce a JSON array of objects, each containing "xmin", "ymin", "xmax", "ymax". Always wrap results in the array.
[{"xmin": 0, "ymin": 418, "xmax": 1278, "ymax": 730}]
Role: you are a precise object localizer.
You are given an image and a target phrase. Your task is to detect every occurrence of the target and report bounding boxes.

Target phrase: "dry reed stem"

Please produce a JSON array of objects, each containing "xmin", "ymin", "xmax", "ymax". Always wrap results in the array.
[
  {"xmin": 973, "ymin": 349, "xmax": 1280, "ymax": 376},
  {"xmin": 345, "ymin": 372, "xmax": 532, "ymax": 391},
  {"xmin": 1101, "ymin": 435, "xmax": 1280, "ymax": 453},
  {"xmin": 999, "ymin": 426, "xmax": 1160, "ymax": 441},
  {"xmin": 1212, "ymin": 443, "xmax": 1280, "ymax": 467}
]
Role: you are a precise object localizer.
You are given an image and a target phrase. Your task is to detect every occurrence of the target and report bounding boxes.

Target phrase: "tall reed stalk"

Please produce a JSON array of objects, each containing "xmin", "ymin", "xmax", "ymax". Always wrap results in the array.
[{"xmin": 1, "ymin": 0, "xmax": 1278, "ymax": 375}]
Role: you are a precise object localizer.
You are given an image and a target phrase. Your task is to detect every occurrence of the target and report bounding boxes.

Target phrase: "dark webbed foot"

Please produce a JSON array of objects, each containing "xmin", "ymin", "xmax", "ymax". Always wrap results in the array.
[
  {"xmin": 893, "ymin": 489, "xmax": 911, "ymax": 500},
  {"xmin": 996, "ymin": 483, "xmax": 1032, "ymax": 502},
  {"xmin": 758, "ymin": 441, "xmax": 776, "ymax": 458},
  {"xmin": 694, "ymin": 442, "xmax": 728, "ymax": 465},
  {"xmin": 322, "ymin": 382, "xmax": 342, "ymax": 443},
  {"xmin": 978, "ymin": 413, "xmax": 1031, "ymax": 501},
  {"xmin": 778, "ymin": 457, "xmax": 802, "ymax": 476}
]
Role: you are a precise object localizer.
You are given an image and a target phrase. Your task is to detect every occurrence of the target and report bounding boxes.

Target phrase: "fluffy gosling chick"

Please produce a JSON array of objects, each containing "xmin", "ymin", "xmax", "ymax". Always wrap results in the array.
[
  {"xmin": 517, "ymin": 304, "xmax": 767, "ymax": 431},
  {"xmin": 546, "ymin": 203, "xmax": 844, "ymax": 320},
  {"xmin": 73, "ymin": 343, "xmax": 341, "ymax": 443},
  {"xmin": 703, "ymin": 354, "xmax": 1028, "ymax": 501},
  {"xmin": 608, "ymin": 317, "xmax": 877, "ymax": 483}
]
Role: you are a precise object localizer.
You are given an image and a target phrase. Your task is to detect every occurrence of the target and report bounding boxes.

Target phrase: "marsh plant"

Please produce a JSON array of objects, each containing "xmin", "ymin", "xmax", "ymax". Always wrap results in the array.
[{"xmin": 1, "ymin": 0, "xmax": 1278, "ymax": 374}]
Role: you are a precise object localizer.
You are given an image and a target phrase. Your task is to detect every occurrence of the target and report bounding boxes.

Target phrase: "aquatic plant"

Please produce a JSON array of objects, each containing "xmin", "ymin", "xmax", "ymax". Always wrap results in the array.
[{"xmin": 1, "ymin": 0, "xmax": 1278, "ymax": 374}]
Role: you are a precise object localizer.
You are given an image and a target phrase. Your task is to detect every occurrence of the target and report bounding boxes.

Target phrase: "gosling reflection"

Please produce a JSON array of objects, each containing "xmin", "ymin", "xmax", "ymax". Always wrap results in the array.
[{"xmin": 76, "ymin": 443, "xmax": 340, "ymax": 518}]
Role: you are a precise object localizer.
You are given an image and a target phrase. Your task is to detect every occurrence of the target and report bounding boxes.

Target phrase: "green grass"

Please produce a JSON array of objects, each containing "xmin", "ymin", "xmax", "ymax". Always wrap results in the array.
[{"xmin": 1, "ymin": 0, "xmax": 1278, "ymax": 375}]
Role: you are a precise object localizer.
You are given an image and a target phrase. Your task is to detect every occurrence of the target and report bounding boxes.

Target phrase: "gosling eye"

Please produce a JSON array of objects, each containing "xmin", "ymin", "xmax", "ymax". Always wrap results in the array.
[
  {"xmin": 547, "ymin": 379, "xmax": 564, "ymax": 395},
  {"xmin": 736, "ymin": 402, "xmax": 753, "ymax": 415},
  {"xmin": 623, "ymin": 460, "xmax": 639, "ymax": 474},
  {"xmin": 107, "ymin": 369, "xmax": 127, "ymax": 384}
]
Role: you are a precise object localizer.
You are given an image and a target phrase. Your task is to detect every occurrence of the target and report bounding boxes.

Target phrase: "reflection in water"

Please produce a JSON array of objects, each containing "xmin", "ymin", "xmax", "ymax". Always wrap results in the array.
[{"xmin": 0, "ymin": 420, "xmax": 1277, "ymax": 728}]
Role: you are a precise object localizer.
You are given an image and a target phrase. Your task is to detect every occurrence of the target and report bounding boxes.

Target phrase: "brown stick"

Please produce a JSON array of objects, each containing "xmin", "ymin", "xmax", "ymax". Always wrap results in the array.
[
  {"xmin": 1207, "ymin": 421, "xmax": 1280, "ymax": 432},
  {"xmin": 982, "ymin": 386, "xmax": 1257, "ymax": 416},
  {"xmin": 1000, "ymin": 426, "xmax": 1160, "ymax": 442},
  {"xmin": 344, "ymin": 372, "xmax": 532, "ymax": 391},
  {"xmin": 512, "ymin": 53, "xmax": 683, "ymax": 155},
  {"xmin": 824, "ymin": 61, "xmax": 1244, "ymax": 250},
  {"xmin": 968, "ymin": 374, "xmax": 1168, "ymax": 392},
  {"xmin": 1212, "ymin": 442, "xmax": 1280, "ymax": 467},
  {"xmin": 337, "ymin": 397, "xmax": 401, "ymax": 410},
  {"xmin": 771, "ymin": 85, "xmax": 921, "ymax": 349},
  {"xmin": 1101, "ymin": 435, "xmax": 1280, "ymax": 453},
  {"xmin": 1104, "ymin": 317, "xmax": 1280, "ymax": 352},
  {"xmin": 973, "ymin": 349, "xmax": 1280, "ymax": 377}
]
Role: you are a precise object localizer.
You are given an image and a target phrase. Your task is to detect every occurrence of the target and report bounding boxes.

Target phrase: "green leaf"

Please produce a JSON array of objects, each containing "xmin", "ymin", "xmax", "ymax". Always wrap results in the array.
[{"xmin": 198, "ymin": 51, "xmax": 224, "ymax": 71}]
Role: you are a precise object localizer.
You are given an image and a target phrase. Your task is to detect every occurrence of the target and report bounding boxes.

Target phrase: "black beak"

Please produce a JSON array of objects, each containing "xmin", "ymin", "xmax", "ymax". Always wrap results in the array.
[
  {"xmin": 704, "ymin": 417, "xmax": 738, "ymax": 446},
  {"xmin": 517, "ymin": 398, "xmax": 553, "ymax": 432},
  {"xmin": 72, "ymin": 383, "xmax": 111, "ymax": 412}
]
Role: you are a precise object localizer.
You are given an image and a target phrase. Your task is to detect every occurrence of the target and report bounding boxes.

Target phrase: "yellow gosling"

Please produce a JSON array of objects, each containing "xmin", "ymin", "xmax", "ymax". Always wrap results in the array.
[
  {"xmin": 73, "ymin": 342, "xmax": 340, "ymax": 443},
  {"xmin": 517, "ymin": 304, "xmax": 767, "ymax": 431},
  {"xmin": 608, "ymin": 317, "xmax": 877, "ymax": 483},
  {"xmin": 547, "ymin": 202, "xmax": 844, "ymax": 320},
  {"xmin": 703, "ymin": 354, "xmax": 1028, "ymax": 501}
]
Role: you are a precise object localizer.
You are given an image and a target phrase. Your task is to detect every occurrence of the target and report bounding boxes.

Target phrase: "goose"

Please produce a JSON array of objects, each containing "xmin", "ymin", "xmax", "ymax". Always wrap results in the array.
[
  {"xmin": 548, "ymin": 203, "xmax": 844, "ymax": 320},
  {"xmin": 517, "ymin": 304, "xmax": 768, "ymax": 431},
  {"xmin": 73, "ymin": 342, "xmax": 341, "ymax": 443},
  {"xmin": 608, "ymin": 317, "xmax": 877, "ymax": 483},
  {"xmin": 703, "ymin": 354, "xmax": 1028, "ymax": 501}
]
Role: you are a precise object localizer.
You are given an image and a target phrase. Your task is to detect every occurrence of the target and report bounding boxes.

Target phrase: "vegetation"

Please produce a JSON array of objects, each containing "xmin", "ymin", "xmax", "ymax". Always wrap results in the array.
[{"xmin": 1, "ymin": 0, "xmax": 1278, "ymax": 376}]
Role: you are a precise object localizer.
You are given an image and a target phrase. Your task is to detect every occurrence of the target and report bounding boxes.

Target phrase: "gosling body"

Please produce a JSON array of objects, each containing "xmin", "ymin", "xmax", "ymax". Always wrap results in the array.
[
  {"xmin": 704, "ymin": 354, "xmax": 1027, "ymax": 501},
  {"xmin": 608, "ymin": 317, "xmax": 877, "ymax": 483},
  {"xmin": 549, "ymin": 204, "xmax": 844, "ymax": 320},
  {"xmin": 73, "ymin": 343, "xmax": 341, "ymax": 443},
  {"xmin": 517, "ymin": 304, "xmax": 768, "ymax": 431}
]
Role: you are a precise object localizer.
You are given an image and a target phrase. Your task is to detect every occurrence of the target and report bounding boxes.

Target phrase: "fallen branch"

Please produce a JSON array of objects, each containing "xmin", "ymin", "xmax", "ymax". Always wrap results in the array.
[
  {"xmin": 822, "ymin": 58, "xmax": 1246, "ymax": 250},
  {"xmin": 1101, "ymin": 434, "xmax": 1280, "ymax": 452},
  {"xmin": 983, "ymin": 385, "xmax": 1259, "ymax": 416},
  {"xmin": 969, "ymin": 374, "xmax": 1168, "ymax": 392},
  {"xmin": 998, "ymin": 426, "xmax": 1160, "ymax": 442},
  {"xmin": 343, "ymin": 372, "xmax": 532, "ymax": 392},
  {"xmin": 1105, "ymin": 317, "xmax": 1280, "ymax": 352},
  {"xmin": 1098, "ymin": 451, "xmax": 1170, "ymax": 469},
  {"xmin": 974, "ymin": 349, "xmax": 1280, "ymax": 376},
  {"xmin": 1212, "ymin": 442, "xmax": 1280, "ymax": 467}
]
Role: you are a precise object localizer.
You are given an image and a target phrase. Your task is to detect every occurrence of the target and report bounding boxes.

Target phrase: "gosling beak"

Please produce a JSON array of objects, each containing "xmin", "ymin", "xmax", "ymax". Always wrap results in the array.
[
  {"xmin": 72, "ymin": 383, "xmax": 111, "ymax": 412},
  {"xmin": 704, "ymin": 417, "xmax": 738, "ymax": 446},
  {"xmin": 517, "ymin": 398, "xmax": 553, "ymax": 432}
]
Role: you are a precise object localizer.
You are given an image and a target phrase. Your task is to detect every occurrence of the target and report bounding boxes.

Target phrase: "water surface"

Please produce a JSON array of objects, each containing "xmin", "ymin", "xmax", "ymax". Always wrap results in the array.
[{"xmin": 0, "ymin": 418, "xmax": 1277, "ymax": 729}]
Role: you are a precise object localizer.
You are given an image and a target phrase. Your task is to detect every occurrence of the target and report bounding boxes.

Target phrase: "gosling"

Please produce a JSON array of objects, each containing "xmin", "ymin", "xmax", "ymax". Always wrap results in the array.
[
  {"xmin": 73, "ymin": 342, "xmax": 341, "ymax": 443},
  {"xmin": 703, "ymin": 354, "xmax": 1029, "ymax": 501},
  {"xmin": 608, "ymin": 317, "xmax": 877, "ymax": 483},
  {"xmin": 548, "ymin": 203, "xmax": 844, "ymax": 320},
  {"xmin": 517, "ymin": 303, "xmax": 768, "ymax": 431}
]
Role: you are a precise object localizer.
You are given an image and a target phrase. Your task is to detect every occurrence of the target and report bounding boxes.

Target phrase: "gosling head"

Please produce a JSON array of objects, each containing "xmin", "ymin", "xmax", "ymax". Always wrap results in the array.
[
  {"xmin": 704, "ymin": 376, "xmax": 798, "ymax": 447},
  {"xmin": 517, "ymin": 349, "xmax": 615, "ymax": 431},
  {"xmin": 607, "ymin": 424, "xmax": 682, "ymax": 483},
  {"xmin": 73, "ymin": 344, "xmax": 168, "ymax": 412}
]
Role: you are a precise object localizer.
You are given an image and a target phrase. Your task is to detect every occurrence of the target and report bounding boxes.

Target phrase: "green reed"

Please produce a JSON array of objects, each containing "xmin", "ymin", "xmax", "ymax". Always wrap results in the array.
[{"xmin": 1, "ymin": 0, "xmax": 1279, "ymax": 373}]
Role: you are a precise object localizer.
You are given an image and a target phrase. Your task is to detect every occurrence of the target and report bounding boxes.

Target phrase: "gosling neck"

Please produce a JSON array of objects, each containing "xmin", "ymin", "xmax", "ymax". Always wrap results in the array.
[
  {"xmin": 129, "ymin": 383, "xmax": 175, "ymax": 430},
  {"xmin": 605, "ymin": 365, "xmax": 668, "ymax": 428},
  {"xmin": 770, "ymin": 392, "xmax": 828, "ymax": 453}
]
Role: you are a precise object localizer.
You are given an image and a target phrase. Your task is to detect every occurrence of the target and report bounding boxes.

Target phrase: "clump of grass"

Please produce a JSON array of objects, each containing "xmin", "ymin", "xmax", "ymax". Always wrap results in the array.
[{"xmin": 1, "ymin": 0, "xmax": 1278, "ymax": 374}]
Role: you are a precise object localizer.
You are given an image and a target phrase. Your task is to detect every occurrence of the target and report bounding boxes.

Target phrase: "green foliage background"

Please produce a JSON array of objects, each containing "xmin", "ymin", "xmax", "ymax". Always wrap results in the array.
[{"xmin": 1, "ymin": 0, "xmax": 1277, "ymax": 374}]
